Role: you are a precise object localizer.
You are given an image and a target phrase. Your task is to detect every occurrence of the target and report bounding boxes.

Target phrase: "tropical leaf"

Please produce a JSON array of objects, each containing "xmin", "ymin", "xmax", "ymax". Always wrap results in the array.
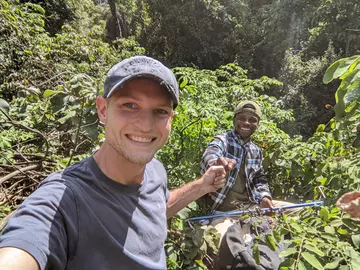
[
  {"xmin": 43, "ymin": 89, "xmax": 57, "ymax": 98},
  {"xmin": 324, "ymin": 258, "xmax": 343, "ymax": 269},
  {"xmin": 303, "ymin": 244, "xmax": 325, "ymax": 257},
  {"xmin": 323, "ymin": 56, "xmax": 360, "ymax": 84},
  {"xmin": 0, "ymin": 98, "xmax": 10, "ymax": 116},
  {"xmin": 301, "ymin": 252, "xmax": 324, "ymax": 270},
  {"xmin": 279, "ymin": 248, "xmax": 297, "ymax": 258}
]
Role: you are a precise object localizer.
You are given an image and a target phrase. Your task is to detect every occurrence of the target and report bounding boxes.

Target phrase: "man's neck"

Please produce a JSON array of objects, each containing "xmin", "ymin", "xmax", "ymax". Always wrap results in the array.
[
  {"xmin": 93, "ymin": 143, "xmax": 146, "ymax": 185},
  {"xmin": 233, "ymin": 130, "xmax": 251, "ymax": 144}
]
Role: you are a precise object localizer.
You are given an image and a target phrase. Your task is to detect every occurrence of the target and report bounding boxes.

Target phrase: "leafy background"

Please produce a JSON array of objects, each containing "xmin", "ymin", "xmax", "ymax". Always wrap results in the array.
[{"xmin": 0, "ymin": 0, "xmax": 360, "ymax": 269}]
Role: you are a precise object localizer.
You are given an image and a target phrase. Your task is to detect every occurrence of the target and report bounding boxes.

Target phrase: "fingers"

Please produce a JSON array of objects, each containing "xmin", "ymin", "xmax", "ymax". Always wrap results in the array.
[
  {"xmin": 215, "ymin": 157, "xmax": 228, "ymax": 168},
  {"xmin": 209, "ymin": 165, "xmax": 227, "ymax": 190},
  {"xmin": 209, "ymin": 165, "xmax": 226, "ymax": 175},
  {"xmin": 213, "ymin": 180, "xmax": 226, "ymax": 190},
  {"xmin": 341, "ymin": 205, "xmax": 360, "ymax": 218},
  {"xmin": 337, "ymin": 191, "xmax": 360, "ymax": 205},
  {"xmin": 215, "ymin": 157, "xmax": 236, "ymax": 172},
  {"xmin": 226, "ymin": 158, "xmax": 236, "ymax": 171},
  {"xmin": 337, "ymin": 196, "xmax": 360, "ymax": 218}
]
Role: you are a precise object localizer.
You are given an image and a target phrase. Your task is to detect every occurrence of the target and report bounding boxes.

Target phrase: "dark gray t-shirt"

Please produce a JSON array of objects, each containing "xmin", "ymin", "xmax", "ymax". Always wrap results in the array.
[{"xmin": 0, "ymin": 156, "xmax": 169, "ymax": 270}]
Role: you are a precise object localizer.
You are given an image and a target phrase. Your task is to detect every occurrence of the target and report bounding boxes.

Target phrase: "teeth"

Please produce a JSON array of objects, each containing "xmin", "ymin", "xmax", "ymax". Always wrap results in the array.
[{"xmin": 129, "ymin": 135, "xmax": 152, "ymax": 143}]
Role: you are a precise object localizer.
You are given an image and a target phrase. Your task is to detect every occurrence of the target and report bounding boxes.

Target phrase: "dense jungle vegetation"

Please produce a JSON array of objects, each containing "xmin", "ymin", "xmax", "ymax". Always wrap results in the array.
[{"xmin": 0, "ymin": 0, "xmax": 360, "ymax": 269}]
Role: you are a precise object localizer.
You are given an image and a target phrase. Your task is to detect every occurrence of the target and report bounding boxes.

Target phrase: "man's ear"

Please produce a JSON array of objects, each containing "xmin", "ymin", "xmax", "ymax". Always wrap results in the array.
[{"xmin": 96, "ymin": 96, "xmax": 107, "ymax": 125}]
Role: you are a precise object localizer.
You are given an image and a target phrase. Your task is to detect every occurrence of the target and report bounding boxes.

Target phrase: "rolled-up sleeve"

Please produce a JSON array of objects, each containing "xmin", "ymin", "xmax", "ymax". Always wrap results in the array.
[{"xmin": 200, "ymin": 136, "xmax": 226, "ymax": 175}]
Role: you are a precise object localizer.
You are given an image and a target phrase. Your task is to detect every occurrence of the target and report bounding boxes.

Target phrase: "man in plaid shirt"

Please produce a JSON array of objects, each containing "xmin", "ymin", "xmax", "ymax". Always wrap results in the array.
[
  {"xmin": 201, "ymin": 100, "xmax": 273, "ymax": 212},
  {"xmin": 200, "ymin": 101, "xmax": 292, "ymax": 239}
]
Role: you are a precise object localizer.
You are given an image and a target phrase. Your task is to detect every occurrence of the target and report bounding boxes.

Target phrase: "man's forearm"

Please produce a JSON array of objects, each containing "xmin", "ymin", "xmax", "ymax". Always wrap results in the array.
[{"xmin": 167, "ymin": 178, "xmax": 209, "ymax": 218}]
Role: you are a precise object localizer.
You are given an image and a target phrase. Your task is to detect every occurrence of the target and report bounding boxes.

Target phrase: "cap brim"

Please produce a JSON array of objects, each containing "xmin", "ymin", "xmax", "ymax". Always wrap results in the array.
[{"xmin": 105, "ymin": 73, "xmax": 178, "ymax": 108}]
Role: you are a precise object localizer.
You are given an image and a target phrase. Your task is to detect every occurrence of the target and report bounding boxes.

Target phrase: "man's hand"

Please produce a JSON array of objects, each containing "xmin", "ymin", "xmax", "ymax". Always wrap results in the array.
[
  {"xmin": 200, "ymin": 165, "xmax": 227, "ymax": 193},
  {"xmin": 214, "ymin": 157, "xmax": 236, "ymax": 173},
  {"xmin": 260, "ymin": 197, "xmax": 274, "ymax": 215},
  {"xmin": 337, "ymin": 191, "xmax": 360, "ymax": 218}
]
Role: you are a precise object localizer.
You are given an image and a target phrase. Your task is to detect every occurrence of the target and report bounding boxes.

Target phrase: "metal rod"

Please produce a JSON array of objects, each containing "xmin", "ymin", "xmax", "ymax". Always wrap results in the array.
[{"xmin": 186, "ymin": 201, "xmax": 324, "ymax": 222}]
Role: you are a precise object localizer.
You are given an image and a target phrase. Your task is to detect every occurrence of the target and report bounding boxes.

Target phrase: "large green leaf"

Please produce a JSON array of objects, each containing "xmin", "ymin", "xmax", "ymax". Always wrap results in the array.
[
  {"xmin": 323, "ymin": 56, "xmax": 360, "ymax": 84},
  {"xmin": 333, "ymin": 83, "xmax": 347, "ymax": 119},
  {"xmin": 252, "ymin": 243, "xmax": 260, "ymax": 265},
  {"xmin": 344, "ymin": 81, "xmax": 360, "ymax": 104},
  {"xmin": 279, "ymin": 248, "xmax": 297, "ymax": 258},
  {"xmin": 43, "ymin": 89, "xmax": 57, "ymax": 98},
  {"xmin": 298, "ymin": 261, "xmax": 309, "ymax": 270},
  {"xmin": 265, "ymin": 234, "xmax": 277, "ymax": 251},
  {"xmin": 192, "ymin": 228, "xmax": 204, "ymax": 247},
  {"xmin": 324, "ymin": 258, "xmax": 343, "ymax": 269},
  {"xmin": 301, "ymin": 252, "xmax": 324, "ymax": 270},
  {"xmin": 176, "ymin": 207, "xmax": 192, "ymax": 219},
  {"xmin": 0, "ymin": 98, "xmax": 10, "ymax": 116},
  {"xmin": 304, "ymin": 244, "xmax": 324, "ymax": 257},
  {"xmin": 320, "ymin": 208, "xmax": 329, "ymax": 222}
]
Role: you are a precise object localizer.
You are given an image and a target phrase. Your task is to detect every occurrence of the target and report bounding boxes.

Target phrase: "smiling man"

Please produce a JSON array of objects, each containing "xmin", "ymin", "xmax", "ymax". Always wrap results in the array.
[
  {"xmin": 200, "ymin": 101, "xmax": 276, "ymax": 239},
  {"xmin": 0, "ymin": 56, "xmax": 227, "ymax": 270}
]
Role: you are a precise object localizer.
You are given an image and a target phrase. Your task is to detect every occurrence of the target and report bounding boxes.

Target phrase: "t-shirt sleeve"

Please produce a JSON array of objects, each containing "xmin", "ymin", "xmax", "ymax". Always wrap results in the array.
[
  {"xmin": 165, "ymin": 188, "xmax": 170, "ymax": 202},
  {"xmin": 0, "ymin": 179, "xmax": 78, "ymax": 270}
]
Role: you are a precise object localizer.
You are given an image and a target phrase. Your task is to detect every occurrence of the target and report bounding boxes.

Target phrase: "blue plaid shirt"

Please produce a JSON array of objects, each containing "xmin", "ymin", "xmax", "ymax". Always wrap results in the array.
[{"xmin": 200, "ymin": 130, "xmax": 272, "ymax": 213}]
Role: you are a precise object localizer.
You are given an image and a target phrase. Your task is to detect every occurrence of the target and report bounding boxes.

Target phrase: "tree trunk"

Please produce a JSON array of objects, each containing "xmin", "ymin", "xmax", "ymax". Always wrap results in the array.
[{"xmin": 108, "ymin": 0, "xmax": 122, "ymax": 39}]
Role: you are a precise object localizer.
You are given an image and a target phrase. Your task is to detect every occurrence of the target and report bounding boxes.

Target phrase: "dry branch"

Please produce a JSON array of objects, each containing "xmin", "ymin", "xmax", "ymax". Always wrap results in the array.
[{"xmin": 0, "ymin": 164, "xmax": 39, "ymax": 185}]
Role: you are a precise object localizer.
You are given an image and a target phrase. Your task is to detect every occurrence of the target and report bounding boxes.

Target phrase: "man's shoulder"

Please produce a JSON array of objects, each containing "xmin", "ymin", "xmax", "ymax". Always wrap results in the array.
[
  {"xmin": 248, "ymin": 140, "xmax": 262, "ymax": 150},
  {"xmin": 149, "ymin": 157, "xmax": 164, "ymax": 169},
  {"xmin": 42, "ymin": 157, "xmax": 92, "ymax": 187},
  {"xmin": 147, "ymin": 158, "xmax": 166, "ymax": 175},
  {"xmin": 213, "ymin": 130, "xmax": 233, "ymax": 141},
  {"xmin": 247, "ymin": 141, "xmax": 263, "ymax": 157}
]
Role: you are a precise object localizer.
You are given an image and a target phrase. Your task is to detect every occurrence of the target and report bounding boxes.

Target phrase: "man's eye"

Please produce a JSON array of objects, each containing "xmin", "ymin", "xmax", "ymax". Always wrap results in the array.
[
  {"xmin": 249, "ymin": 118, "xmax": 258, "ymax": 123},
  {"xmin": 123, "ymin": 103, "xmax": 136, "ymax": 109},
  {"xmin": 154, "ymin": 109, "xmax": 169, "ymax": 115}
]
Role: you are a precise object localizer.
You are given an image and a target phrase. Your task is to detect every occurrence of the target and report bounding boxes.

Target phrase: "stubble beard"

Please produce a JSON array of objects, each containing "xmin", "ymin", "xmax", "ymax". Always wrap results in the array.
[
  {"xmin": 116, "ymin": 141, "xmax": 156, "ymax": 165},
  {"xmin": 106, "ymin": 126, "xmax": 171, "ymax": 165}
]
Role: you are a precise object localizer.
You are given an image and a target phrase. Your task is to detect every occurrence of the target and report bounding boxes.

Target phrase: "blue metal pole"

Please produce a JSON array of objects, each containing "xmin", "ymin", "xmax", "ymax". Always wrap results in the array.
[{"xmin": 186, "ymin": 201, "xmax": 324, "ymax": 223}]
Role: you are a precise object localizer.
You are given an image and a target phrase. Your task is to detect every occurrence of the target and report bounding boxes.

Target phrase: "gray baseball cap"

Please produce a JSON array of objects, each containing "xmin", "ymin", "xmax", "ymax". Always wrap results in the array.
[{"xmin": 103, "ymin": 56, "xmax": 179, "ymax": 108}]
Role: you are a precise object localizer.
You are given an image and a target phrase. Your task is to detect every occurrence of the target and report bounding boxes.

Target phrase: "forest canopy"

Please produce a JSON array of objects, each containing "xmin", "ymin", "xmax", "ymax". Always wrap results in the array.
[{"xmin": 0, "ymin": 0, "xmax": 360, "ymax": 269}]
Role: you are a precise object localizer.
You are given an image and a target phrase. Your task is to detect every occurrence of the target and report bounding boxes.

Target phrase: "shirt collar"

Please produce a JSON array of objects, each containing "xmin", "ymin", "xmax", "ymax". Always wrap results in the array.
[{"xmin": 230, "ymin": 129, "xmax": 252, "ymax": 147}]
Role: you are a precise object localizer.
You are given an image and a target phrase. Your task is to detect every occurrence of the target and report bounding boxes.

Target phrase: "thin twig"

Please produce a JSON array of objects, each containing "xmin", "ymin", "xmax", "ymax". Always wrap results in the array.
[
  {"xmin": 37, "ymin": 71, "xmax": 73, "ymax": 87},
  {"xmin": 0, "ymin": 153, "xmax": 40, "ymax": 185},
  {"xmin": 8, "ymin": 121, "xmax": 50, "ymax": 159},
  {"xmin": 0, "ymin": 164, "xmax": 39, "ymax": 185},
  {"xmin": 295, "ymin": 238, "xmax": 305, "ymax": 269},
  {"xmin": 0, "ymin": 182, "xmax": 37, "ymax": 206}
]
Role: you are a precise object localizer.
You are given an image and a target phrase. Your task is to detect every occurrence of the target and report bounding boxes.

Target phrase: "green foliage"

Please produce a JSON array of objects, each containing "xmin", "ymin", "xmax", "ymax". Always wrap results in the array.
[
  {"xmin": 323, "ymin": 55, "xmax": 360, "ymax": 119},
  {"xmin": 139, "ymin": 0, "xmax": 248, "ymax": 69},
  {"xmin": 277, "ymin": 45, "xmax": 339, "ymax": 137},
  {"xmin": 277, "ymin": 207, "xmax": 360, "ymax": 269},
  {"xmin": 2, "ymin": 0, "xmax": 360, "ymax": 268},
  {"xmin": 156, "ymin": 63, "xmax": 292, "ymax": 189},
  {"xmin": 165, "ymin": 56, "xmax": 360, "ymax": 268},
  {"xmin": 0, "ymin": 0, "xmax": 144, "ymax": 167}
]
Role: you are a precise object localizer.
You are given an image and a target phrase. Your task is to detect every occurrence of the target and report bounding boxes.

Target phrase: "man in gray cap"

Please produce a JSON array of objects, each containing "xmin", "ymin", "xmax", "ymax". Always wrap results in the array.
[{"xmin": 0, "ymin": 56, "xmax": 228, "ymax": 270}]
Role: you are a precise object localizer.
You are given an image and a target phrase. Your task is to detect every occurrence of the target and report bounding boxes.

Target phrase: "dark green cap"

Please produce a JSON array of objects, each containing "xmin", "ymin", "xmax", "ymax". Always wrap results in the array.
[{"xmin": 234, "ymin": 100, "xmax": 262, "ymax": 119}]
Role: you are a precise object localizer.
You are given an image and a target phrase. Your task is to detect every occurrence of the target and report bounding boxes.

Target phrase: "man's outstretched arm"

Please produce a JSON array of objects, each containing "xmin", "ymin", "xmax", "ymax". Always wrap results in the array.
[
  {"xmin": 0, "ymin": 247, "xmax": 39, "ymax": 270},
  {"xmin": 167, "ymin": 165, "xmax": 232, "ymax": 218}
]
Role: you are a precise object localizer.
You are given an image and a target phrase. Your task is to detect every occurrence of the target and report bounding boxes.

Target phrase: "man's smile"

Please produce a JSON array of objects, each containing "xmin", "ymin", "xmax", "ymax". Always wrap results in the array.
[{"xmin": 127, "ymin": 134, "xmax": 156, "ymax": 143}]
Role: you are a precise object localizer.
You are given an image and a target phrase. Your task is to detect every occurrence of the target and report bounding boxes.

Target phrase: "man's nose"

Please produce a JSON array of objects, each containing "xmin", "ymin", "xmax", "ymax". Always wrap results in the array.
[
  {"xmin": 134, "ymin": 109, "xmax": 155, "ymax": 132},
  {"xmin": 242, "ymin": 119, "xmax": 250, "ymax": 125}
]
